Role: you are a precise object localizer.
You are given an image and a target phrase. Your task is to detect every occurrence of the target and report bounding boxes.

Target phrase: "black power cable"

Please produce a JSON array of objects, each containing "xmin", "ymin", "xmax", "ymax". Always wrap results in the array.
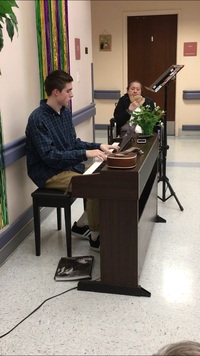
[{"xmin": 0, "ymin": 285, "xmax": 78, "ymax": 339}]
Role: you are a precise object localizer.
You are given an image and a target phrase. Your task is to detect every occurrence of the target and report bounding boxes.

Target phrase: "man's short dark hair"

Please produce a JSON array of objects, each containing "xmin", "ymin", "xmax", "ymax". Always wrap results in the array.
[{"xmin": 44, "ymin": 70, "xmax": 73, "ymax": 96}]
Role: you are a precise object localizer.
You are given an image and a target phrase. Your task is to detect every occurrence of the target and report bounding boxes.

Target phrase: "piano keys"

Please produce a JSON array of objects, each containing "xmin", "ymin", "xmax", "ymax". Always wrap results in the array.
[{"xmin": 83, "ymin": 141, "xmax": 119, "ymax": 175}]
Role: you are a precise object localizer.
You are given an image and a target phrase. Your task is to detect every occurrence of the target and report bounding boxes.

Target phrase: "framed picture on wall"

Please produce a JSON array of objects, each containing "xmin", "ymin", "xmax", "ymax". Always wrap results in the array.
[{"xmin": 99, "ymin": 34, "xmax": 112, "ymax": 51}]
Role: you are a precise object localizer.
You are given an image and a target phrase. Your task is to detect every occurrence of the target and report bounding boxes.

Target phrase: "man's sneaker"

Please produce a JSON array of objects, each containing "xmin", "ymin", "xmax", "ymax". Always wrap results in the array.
[
  {"xmin": 71, "ymin": 222, "xmax": 91, "ymax": 239},
  {"xmin": 89, "ymin": 235, "xmax": 100, "ymax": 252}
]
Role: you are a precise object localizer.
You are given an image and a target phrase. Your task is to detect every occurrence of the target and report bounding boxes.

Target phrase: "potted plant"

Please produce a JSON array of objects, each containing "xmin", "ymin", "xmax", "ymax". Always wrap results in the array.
[
  {"xmin": 0, "ymin": 0, "xmax": 19, "ymax": 53},
  {"xmin": 129, "ymin": 105, "xmax": 165, "ymax": 136}
]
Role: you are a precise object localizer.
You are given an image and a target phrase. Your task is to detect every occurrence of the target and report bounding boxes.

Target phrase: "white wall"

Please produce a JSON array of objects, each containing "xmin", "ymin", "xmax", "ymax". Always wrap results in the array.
[
  {"xmin": 68, "ymin": 0, "xmax": 93, "ymax": 111},
  {"xmin": 0, "ymin": 1, "xmax": 40, "ymax": 144},
  {"xmin": 91, "ymin": 1, "xmax": 200, "ymax": 136},
  {"xmin": 0, "ymin": 1, "xmax": 40, "ymax": 225},
  {"xmin": 68, "ymin": 0, "xmax": 94, "ymax": 141}
]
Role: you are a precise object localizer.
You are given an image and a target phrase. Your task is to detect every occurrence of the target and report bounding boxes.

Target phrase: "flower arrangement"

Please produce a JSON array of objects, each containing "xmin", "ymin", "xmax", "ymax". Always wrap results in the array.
[{"xmin": 129, "ymin": 105, "xmax": 165, "ymax": 135}]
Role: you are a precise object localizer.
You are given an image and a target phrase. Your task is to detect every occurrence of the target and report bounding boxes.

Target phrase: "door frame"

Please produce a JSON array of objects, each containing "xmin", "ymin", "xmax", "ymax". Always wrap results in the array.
[{"xmin": 122, "ymin": 9, "xmax": 182, "ymax": 136}]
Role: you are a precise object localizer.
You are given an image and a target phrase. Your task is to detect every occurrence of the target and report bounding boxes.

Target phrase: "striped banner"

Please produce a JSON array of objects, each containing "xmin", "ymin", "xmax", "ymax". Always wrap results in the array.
[{"xmin": 35, "ymin": 0, "xmax": 70, "ymax": 98}]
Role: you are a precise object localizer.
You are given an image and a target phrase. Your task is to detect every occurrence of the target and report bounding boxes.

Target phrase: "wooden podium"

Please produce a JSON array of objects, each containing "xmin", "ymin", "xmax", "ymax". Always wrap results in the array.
[{"xmin": 71, "ymin": 135, "xmax": 159, "ymax": 297}]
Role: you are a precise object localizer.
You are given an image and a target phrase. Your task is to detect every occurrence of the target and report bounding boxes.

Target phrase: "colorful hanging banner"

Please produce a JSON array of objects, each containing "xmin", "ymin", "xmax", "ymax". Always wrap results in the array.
[{"xmin": 35, "ymin": 0, "xmax": 70, "ymax": 98}]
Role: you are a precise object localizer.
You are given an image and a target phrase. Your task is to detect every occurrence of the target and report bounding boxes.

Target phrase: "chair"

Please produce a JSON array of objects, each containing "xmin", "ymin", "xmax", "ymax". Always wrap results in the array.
[
  {"xmin": 31, "ymin": 188, "xmax": 78, "ymax": 257},
  {"xmin": 107, "ymin": 117, "xmax": 119, "ymax": 144}
]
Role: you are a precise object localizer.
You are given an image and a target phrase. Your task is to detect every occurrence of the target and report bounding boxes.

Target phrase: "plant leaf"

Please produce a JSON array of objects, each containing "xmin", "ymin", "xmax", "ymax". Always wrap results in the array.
[
  {"xmin": 5, "ymin": 18, "xmax": 14, "ymax": 41},
  {"xmin": 9, "ymin": 11, "xmax": 18, "ymax": 25},
  {"xmin": 0, "ymin": 27, "xmax": 3, "ymax": 51},
  {"xmin": 0, "ymin": 0, "xmax": 18, "ymax": 14},
  {"xmin": 8, "ymin": 0, "xmax": 19, "ymax": 8},
  {"xmin": 0, "ymin": 2, "xmax": 13, "ymax": 16},
  {"xmin": 0, "ymin": 0, "xmax": 18, "ymax": 52}
]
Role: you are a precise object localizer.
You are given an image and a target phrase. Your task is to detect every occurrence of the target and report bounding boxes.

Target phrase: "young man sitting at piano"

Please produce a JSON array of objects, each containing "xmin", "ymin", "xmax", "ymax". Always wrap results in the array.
[{"xmin": 25, "ymin": 70, "xmax": 118, "ymax": 252}]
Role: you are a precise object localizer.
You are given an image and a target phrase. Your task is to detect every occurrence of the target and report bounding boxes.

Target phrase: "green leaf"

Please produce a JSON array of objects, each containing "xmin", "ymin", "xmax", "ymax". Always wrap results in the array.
[
  {"xmin": 0, "ymin": 0, "xmax": 18, "ymax": 15},
  {"xmin": 6, "ymin": 18, "xmax": 14, "ymax": 41},
  {"xmin": 9, "ymin": 11, "xmax": 18, "ymax": 25},
  {"xmin": 0, "ymin": 0, "xmax": 18, "ymax": 52},
  {"xmin": 0, "ymin": 2, "xmax": 13, "ymax": 16},
  {"xmin": 8, "ymin": 0, "xmax": 19, "ymax": 8},
  {"xmin": 0, "ymin": 28, "xmax": 3, "ymax": 51},
  {"xmin": 9, "ymin": 12, "xmax": 18, "ymax": 33}
]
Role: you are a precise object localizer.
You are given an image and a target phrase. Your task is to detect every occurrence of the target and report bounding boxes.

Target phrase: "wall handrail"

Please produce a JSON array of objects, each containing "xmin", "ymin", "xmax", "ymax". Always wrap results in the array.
[
  {"xmin": 94, "ymin": 90, "xmax": 121, "ymax": 99},
  {"xmin": 183, "ymin": 90, "xmax": 200, "ymax": 99}
]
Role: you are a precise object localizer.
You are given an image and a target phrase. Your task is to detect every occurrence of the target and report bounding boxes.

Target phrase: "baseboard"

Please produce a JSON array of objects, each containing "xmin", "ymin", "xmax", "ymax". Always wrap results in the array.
[
  {"xmin": 95, "ymin": 124, "xmax": 108, "ymax": 130},
  {"xmin": 0, "ymin": 207, "xmax": 53, "ymax": 266}
]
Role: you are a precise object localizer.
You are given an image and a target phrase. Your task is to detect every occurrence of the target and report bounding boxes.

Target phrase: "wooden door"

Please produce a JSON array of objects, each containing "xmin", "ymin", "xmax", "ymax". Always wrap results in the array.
[{"xmin": 128, "ymin": 15, "xmax": 177, "ymax": 134}]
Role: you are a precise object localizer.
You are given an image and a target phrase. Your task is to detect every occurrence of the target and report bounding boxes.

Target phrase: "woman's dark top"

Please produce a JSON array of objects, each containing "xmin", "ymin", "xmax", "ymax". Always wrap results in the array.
[{"xmin": 113, "ymin": 93, "xmax": 155, "ymax": 135}]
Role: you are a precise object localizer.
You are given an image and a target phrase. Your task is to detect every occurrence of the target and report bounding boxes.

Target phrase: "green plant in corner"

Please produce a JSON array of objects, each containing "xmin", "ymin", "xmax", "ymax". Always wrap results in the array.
[{"xmin": 0, "ymin": 0, "xmax": 19, "ymax": 54}]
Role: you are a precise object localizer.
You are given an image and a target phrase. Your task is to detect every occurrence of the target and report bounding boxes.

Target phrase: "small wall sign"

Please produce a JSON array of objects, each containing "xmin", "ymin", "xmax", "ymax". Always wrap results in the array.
[
  {"xmin": 184, "ymin": 42, "xmax": 197, "ymax": 56},
  {"xmin": 75, "ymin": 38, "xmax": 81, "ymax": 60},
  {"xmin": 99, "ymin": 34, "xmax": 112, "ymax": 51}
]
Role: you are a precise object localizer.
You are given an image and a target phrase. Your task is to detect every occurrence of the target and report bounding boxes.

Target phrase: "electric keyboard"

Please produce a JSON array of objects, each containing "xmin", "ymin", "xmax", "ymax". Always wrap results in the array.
[{"xmin": 84, "ymin": 125, "xmax": 136, "ymax": 175}]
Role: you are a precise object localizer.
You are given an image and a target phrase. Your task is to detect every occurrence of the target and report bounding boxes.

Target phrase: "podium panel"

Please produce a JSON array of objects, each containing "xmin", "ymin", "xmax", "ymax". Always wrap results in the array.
[{"xmin": 72, "ymin": 135, "xmax": 159, "ymax": 297}]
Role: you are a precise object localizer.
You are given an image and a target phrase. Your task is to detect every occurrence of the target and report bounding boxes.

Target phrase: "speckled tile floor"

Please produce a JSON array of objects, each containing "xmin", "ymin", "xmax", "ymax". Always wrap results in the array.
[{"xmin": 0, "ymin": 132, "xmax": 200, "ymax": 355}]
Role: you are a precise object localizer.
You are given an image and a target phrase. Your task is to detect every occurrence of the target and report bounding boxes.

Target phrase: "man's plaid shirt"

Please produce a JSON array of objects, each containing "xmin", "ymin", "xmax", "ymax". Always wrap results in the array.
[{"xmin": 25, "ymin": 100, "xmax": 100, "ymax": 187}]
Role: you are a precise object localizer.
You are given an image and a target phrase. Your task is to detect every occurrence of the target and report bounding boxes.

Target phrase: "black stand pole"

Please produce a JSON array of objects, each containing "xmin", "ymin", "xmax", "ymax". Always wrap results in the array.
[{"xmin": 158, "ymin": 83, "xmax": 184, "ymax": 211}]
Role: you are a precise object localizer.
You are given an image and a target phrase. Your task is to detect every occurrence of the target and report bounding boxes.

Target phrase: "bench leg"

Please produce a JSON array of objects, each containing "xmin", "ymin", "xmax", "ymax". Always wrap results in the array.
[
  {"xmin": 57, "ymin": 208, "xmax": 62, "ymax": 230},
  {"xmin": 83, "ymin": 198, "xmax": 87, "ymax": 211},
  {"xmin": 64, "ymin": 201, "xmax": 72, "ymax": 257},
  {"xmin": 33, "ymin": 203, "xmax": 41, "ymax": 256}
]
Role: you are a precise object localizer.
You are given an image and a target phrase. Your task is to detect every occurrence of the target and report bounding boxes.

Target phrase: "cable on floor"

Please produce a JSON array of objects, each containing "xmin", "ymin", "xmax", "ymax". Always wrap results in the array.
[{"xmin": 0, "ymin": 285, "xmax": 77, "ymax": 339}]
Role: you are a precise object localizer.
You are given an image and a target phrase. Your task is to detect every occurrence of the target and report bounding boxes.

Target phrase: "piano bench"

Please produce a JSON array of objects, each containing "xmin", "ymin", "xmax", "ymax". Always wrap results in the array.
[{"xmin": 31, "ymin": 188, "xmax": 77, "ymax": 257}]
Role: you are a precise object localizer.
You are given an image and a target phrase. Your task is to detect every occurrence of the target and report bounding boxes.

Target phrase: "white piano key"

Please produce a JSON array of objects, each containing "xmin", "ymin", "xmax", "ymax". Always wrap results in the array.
[{"xmin": 84, "ymin": 142, "xmax": 119, "ymax": 175}]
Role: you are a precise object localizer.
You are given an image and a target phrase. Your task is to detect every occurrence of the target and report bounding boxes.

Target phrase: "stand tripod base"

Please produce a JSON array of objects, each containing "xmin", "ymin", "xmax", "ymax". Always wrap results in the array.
[
  {"xmin": 158, "ymin": 175, "xmax": 184, "ymax": 211},
  {"xmin": 156, "ymin": 215, "xmax": 166, "ymax": 223}
]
